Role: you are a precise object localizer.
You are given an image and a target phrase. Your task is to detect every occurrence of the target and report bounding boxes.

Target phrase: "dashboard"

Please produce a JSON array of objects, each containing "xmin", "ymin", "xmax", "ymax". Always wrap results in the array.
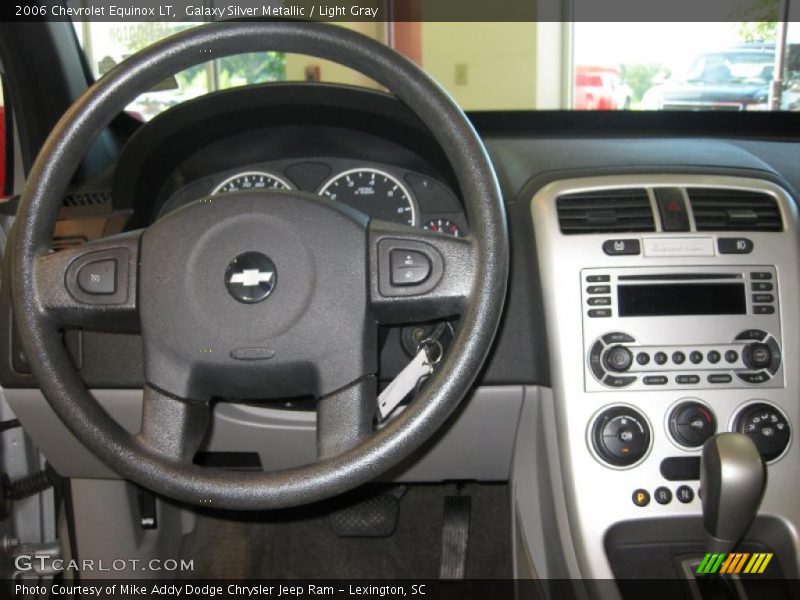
[{"xmin": 3, "ymin": 82, "xmax": 800, "ymax": 585}]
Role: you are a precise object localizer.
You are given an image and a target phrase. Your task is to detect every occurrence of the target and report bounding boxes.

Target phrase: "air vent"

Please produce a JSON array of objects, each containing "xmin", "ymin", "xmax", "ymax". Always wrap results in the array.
[
  {"xmin": 63, "ymin": 190, "xmax": 112, "ymax": 208},
  {"xmin": 556, "ymin": 189, "xmax": 655, "ymax": 234},
  {"xmin": 687, "ymin": 188, "xmax": 782, "ymax": 232}
]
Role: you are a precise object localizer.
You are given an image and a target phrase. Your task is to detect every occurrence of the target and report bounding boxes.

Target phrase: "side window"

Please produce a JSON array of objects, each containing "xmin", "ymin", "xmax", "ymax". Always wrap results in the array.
[{"xmin": 0, "ymin": 79, "xmax": 6, "ymax": 196}]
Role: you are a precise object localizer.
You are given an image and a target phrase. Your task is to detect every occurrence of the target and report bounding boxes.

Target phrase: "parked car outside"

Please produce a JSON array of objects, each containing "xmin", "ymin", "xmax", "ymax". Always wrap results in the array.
[
  {"xmin": 642, "ymin": 43, "xmax": 777, "ymax": 110},
  {"xmin": 574, "ymin": 66, "xmax": 632, "ymax": 110}
]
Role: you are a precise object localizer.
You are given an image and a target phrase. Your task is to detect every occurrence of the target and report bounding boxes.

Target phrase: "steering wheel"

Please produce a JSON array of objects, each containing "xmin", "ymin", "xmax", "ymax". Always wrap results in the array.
[{"xmin": 11, "ymin": 22, "xmax": 508, "ymax": 510}]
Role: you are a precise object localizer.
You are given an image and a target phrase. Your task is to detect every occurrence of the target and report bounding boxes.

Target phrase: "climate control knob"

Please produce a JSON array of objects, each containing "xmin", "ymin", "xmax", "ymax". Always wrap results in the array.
[
  {"xmin": 735, "ymin": 403, "xmax": 791, "ymax": 462},
  {"xmin": 603, "ymin": 345, "xmax": 633, "ymax": 373},
  {"xmin": 668, "ymin": 401, "xmax": 716, "ymax": 448},
  {"xmin": 591, "ymin": 406, "xmax": 651, "ymax": 467}
]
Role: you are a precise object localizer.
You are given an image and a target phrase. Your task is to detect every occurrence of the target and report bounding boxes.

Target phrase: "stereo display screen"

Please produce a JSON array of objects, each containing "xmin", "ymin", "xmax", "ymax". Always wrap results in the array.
[{"xmin": 618, "ymin": 283, "xmax": 746, "ymax": 317}]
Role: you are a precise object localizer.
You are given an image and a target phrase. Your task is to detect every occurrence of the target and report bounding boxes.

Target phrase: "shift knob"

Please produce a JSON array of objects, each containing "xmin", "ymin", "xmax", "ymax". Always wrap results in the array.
[{"xmin": 700, "ymin": 433, "xmax": 766, "ymax": 554}]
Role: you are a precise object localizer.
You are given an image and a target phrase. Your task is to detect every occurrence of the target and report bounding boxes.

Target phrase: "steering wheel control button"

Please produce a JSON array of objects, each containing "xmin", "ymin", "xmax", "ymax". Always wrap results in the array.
[
  {"xmin": 604, "ymin": 345, "xmax": 633, "ymax": 372},
  {"xmin": 717, "ymin": 237, "xmax": 753, "ymax": 254},
  {"xmin": 735, "ymin": 403, "xmax": 791, "ymax": 462},
  {"xmin": 224, "ymin": 252, "xmax": 277, "ymax": 303},
  {"xmin": 654, "ymin": 486, "xmax": 673, "ymax": 505},
  {"xmin": 676, "ymin": 485, "xmax": 695, "ymax": 503},
  {"xmin": 603, "ymin": 239, "xmax": 640, "ymax": 256},
  {"xmin": 77, "ymin": 259, "xmax": 117, "ymax": 295},
  {"xmin": 592, "ymin": 406, "xmax": 651, "ymax": 467},
  {"xmin": 390, "ymin": 249, "xmax": 431, "ymax": 286},
  {"xmin": 632, "ymin": 489, "xmax": 651, "ymax": 507},
  {"xmin": 669, "ymin": 401, "xmax": 716, "ymax": 448}
]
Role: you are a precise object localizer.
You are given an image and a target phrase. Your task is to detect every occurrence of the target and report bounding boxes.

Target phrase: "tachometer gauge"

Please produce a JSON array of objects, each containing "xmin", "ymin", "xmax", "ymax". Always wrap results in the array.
[
  {"xmin": 423, "ymin": 219, "xmax": 462, "ymax": 237},
  {"xmin": 318, "ymin": 168, "xmax": 417, "ymax": 226},
  {"xmin": 211, "ymin": 171, "xmax": 293, "ymax": 195}
]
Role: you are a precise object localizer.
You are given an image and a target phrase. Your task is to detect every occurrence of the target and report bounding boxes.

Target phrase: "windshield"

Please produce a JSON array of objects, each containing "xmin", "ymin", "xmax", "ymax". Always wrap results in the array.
[{"xmin": 72, "ymin": 21, "xmax": 800, "ymax": 119}]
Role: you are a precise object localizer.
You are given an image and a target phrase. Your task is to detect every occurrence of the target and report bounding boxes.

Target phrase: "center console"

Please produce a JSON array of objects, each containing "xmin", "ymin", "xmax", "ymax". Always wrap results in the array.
[{"xmin": 531, "ymin": 175, "xmax": 800, "ymax": 583}]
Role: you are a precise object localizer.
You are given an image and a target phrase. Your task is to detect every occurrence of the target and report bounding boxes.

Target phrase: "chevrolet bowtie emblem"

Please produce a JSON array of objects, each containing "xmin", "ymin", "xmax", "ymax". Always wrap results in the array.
[
  {"xmin": 229, "ymin": 269, "xmax": 274, "ymax": 287},
  {"xmin": 224, "ymin": 252, "xmax": 277, "ymax": 304}
]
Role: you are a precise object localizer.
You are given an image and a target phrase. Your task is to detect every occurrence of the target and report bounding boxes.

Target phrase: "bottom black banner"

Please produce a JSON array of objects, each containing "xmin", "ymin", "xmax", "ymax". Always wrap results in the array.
[{"xmin": 5, "ymin": 578, "xmax": 800, "ymax": 600}]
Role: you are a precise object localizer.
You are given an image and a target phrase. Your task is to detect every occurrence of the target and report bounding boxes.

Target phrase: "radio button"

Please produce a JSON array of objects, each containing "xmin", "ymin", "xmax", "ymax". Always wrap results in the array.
[
  {"xmin": 604, "ymin": 375, "xmax": 637, "ymax": 388},
  {"xmin": 752, "ymin": 282, "xmax": 773, "ymax": 292},
  {"xmin": 587, "ymin": 285, "xmax": 611, "ymax": 294},
  {"xmin": 735, "ymin": 329, "xmax": 768, "ymax": 342},
  {"xmin": 604, "ymin": 346, "xmax": 634, "ymax": 372},
  {"xmin": 602, "ymin": 332, "xmax": 635, "ymax": 344},
  {"xmin": 603, "ymin": 239, "xmax": 640, "ymax": 256},
  {"xmin": 737, "ymin": 371, "xmax": 770, "ymax": 385},
  {"xmin": 743, "ymin": 343, "xmax": 773, "ymax": 370},
  {"xmin": 752, "ymin": 293, "xmax": 774, "ymax": 303},
  {"xmin": 589, "ymin": 341, "xmax": 606, "ymax": 380},
  {"xmin": 754, "ymin": 305, "xmax": 775, "ymax": 315},
  {"xmin": 707, "ymin": 350, "xmax": 721, "ymax": 364},
  {"xmin": 588, "ymin": 297, "xmax": 611, "ymax": 306},
  {"xmin": 676, "ymin": 374, "xmax": 700, "ymax": 384},
  {"xmin": 586, "ymin": 274, "xmax": 610, "ymax": 283},
  {"xmin": 636, "ymin": 352, "xmax": 650, "ymax": 366},
  {"xmin": 765, "ymin": 337, "xmax": 781, "ymax": 374},
  {"xmin": 707, "ymin": 374, "xmax": 733, "ymax": 384},
  {"xmin": 724, "ymin": 350, "xmax": 739, "ymax": 363},
  {"xmin": 588, "ymin": 309, "xmax": 612, "ymax": 318},
  {"xmin": 672, "ymin": 351, "xmax": 686, "ymax": 365},
  {"xmin": 654, "ymin": 352, "xmax": 668, "ymax": 365},
  {"xmin": 751, "ymin": 272, "xmax": 772, "ymax": 280},
  {"xmin": 643, "ymin": 375, "xmax": 668, "ymax": 385},
  {"xmin": 689, "ymin": 351, "xmax": 703, "ymax": 364},
  {"xmin": 718, "ymin": 237, "xmax": 753, "ymax": 254}
]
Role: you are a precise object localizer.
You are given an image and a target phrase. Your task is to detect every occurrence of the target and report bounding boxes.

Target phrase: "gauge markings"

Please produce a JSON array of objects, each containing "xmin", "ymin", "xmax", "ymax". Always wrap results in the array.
[
  {"xmin": 211, "ymin": 171, "xmax": 292, "ymax": 195},
  {"xmin": 318, "ymin": 168, "xmax": 417, "ymax": 226}
]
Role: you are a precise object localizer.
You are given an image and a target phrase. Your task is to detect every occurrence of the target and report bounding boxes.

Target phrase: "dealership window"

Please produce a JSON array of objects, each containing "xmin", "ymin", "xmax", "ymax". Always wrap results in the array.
[{"xmin": 572, "ymin": 22, "xmax": 800, "ymax": 111}]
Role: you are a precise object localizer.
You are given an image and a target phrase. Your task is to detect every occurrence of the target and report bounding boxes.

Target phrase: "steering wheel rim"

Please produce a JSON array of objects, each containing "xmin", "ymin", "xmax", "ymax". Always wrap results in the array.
[{"xmin": 11, "ymin": 22, "xmax": 508, "ymax": 510}]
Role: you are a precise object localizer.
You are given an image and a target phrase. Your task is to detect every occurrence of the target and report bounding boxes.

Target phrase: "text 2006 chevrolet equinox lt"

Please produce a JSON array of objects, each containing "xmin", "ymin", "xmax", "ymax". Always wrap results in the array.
[{"xmin": 0, "ymin": 7, "xmax": 799, "ymax": 600}]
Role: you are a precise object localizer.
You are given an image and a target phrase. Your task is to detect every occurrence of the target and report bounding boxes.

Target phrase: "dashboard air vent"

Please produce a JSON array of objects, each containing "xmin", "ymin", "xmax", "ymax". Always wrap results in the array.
[
  {"xmin": 556, "ymin": 189, "xmax": 655, "ymax": 234},
  {"xmin": 687, "ymin": 188, "xmax": 782, "ymax": 232},
  {"xmin": 63, "ymin": 190, "xmax": 112, "ymax": 208}
]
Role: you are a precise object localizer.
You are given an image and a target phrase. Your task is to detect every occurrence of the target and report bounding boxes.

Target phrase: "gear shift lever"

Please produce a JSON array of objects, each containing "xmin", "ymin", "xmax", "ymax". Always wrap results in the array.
[{"xmin": 700, "ymin": 433, "xmax": 767, "ymax": 553}]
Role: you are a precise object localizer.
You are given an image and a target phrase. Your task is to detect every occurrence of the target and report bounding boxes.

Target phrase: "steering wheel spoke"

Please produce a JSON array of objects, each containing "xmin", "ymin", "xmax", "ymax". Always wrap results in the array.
[
  {"xmin": 316, "ymin": 376, "xmax": 377, "ymax": 459},
  {"xmin": 32, "ymin": 229, "xmax": 141, "ymax": 331},
  {"xmin": 368, "ymin": 219, "xmax": 475, "ymax": 324},
  {"xmin": 135, "ymin": 385, "xmax": 210, "ymax": 463}
]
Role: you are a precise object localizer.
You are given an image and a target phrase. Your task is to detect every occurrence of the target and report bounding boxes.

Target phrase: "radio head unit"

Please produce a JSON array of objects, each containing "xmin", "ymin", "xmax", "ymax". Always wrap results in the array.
[{"xmin": 582, "ymin": 266, "xmax": 782, "ymax": 392}]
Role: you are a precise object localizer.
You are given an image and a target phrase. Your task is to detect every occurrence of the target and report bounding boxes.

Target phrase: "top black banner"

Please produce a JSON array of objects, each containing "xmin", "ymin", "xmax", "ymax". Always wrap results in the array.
[{"xmin": 3, "ymin": 0, "xmax": 799, "ymax": 23}]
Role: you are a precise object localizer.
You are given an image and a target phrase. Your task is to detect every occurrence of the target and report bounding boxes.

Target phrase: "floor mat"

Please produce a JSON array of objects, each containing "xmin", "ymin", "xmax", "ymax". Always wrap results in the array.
[{"xmin": 179, "ymin": 483, "xmax": 512, "ymax": 579}]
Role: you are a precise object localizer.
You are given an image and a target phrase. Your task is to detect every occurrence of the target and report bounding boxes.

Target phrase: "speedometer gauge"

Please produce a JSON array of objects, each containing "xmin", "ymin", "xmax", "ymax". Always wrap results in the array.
[
  {"xmin": 318, "ymin": 168, "xmax": 417, "ymax": 226},
  {"xmin": 212, "ymin": 171, "xmax": 293, "ymax": 195}
]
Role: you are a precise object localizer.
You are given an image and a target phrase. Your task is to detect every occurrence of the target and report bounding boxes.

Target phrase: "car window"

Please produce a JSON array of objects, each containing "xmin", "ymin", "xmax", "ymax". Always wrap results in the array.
[{"xmin": 73, "ymin": 21, "xmax": 800, "ymax": 117}]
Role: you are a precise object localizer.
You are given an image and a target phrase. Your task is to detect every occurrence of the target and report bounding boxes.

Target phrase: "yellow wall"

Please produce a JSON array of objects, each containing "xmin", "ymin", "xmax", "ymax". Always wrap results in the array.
[
  {"xmin": 284, "ymin": 23, "xmax": 385, "ymax": 89},
  {"xmin": 284, "ymin": 22, "xmax": 538, "ymax": 111},
  {"xmin": 421, "ymin": 23, "xmax": 537, "ymax": 110}
]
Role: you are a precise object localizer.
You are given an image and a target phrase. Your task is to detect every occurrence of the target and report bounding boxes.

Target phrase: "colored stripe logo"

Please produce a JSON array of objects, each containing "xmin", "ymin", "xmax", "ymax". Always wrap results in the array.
[{"xmin": 696, "ymin": 552, "xmax": 773, "ymax": 574}]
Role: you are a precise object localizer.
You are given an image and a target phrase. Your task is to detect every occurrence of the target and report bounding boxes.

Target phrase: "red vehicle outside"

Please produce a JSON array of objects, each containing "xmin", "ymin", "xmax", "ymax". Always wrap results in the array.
[{"xmin": 574, "ymin": 66, "xmax": 631, "ymax": 110}]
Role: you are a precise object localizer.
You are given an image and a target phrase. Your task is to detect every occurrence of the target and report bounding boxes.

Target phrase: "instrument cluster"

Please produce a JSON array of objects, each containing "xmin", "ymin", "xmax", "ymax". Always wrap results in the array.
[{"xmin": 158, "ymin": 158, "xmax": 467, "ymax": 237}]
